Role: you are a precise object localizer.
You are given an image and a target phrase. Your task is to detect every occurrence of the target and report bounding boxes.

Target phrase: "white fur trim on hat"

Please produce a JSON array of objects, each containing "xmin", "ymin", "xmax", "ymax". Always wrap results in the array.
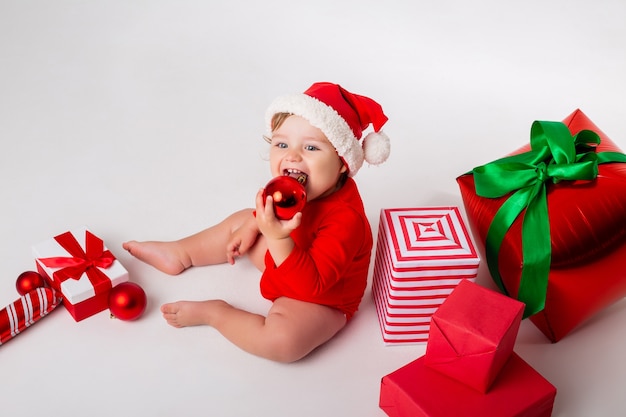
[{"xmin": 265, "ymin": 93, "xmax": 365, "ymax": 176}]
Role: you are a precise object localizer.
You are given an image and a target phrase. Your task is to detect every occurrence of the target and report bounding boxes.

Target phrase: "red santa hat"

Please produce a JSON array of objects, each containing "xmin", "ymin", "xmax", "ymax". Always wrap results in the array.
[{"xmin": 265, "ymin": 82, "xmax": 391, "ymax": 176}]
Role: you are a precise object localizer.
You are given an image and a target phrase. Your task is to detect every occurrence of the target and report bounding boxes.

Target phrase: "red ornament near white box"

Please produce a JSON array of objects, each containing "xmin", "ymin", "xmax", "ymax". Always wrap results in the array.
[
  {"xmin": 372, "ymin": 207, "xmax": 480, "ymax": 344},
  {"xmin": 32, "ymin": 227, "xmax": 129, "ymax": 322}
]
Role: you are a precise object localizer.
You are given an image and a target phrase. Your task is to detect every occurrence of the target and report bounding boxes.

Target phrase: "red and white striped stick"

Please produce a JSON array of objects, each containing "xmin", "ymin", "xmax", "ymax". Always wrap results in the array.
[{"xmin": 0, "ymin": 287, "xmax": 62, "ymax": 345}]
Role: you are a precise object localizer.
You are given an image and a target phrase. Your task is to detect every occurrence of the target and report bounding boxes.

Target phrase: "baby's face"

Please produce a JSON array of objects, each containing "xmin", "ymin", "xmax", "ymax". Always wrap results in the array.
[{"xmin": 268, "ymin": 115, "xmax": 347, "ymax": 201}]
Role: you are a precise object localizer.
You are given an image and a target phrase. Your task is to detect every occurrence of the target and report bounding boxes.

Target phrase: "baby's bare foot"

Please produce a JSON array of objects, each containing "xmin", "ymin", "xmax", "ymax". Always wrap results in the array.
[
  {"xmin": 161, "ymin": 300, "xmax": 229, "ymax": 327},
  {"xmin": 123, "ymin": 240, "xmax": 190, "ymax": 275}
]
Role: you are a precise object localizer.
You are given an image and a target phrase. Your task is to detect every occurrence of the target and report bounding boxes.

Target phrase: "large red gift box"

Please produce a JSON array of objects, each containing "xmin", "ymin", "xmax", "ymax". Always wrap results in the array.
[
  {"xmin": 424, "ymin": 280, "xmax": 525, "ymax": 393},
  {"xmin": 372, "ymin": 207, "xmax": 480, "ymax": 344},
  {"xmin": 379, "ymin": 353, "xmax": 556, "ymax": 417},
  {"xmin": 32, "ymin": 227, "xmax": 129, "ymax": 321},
  {"xmin": 457, "ymin": 109, "xmax": 626, "ymax": 342}
]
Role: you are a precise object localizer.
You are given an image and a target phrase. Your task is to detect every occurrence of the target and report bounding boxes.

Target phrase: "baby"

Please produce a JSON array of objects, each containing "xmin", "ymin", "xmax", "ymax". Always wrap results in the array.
[{"xmin": 123, "ymin": 82, "xmax": 390, "ymax": 362}]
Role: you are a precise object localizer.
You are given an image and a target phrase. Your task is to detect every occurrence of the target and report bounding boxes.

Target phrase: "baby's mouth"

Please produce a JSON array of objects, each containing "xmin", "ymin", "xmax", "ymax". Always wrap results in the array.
[{"xmin": 284, "ymin": 168, "xmax": 308, "ymax": 186}]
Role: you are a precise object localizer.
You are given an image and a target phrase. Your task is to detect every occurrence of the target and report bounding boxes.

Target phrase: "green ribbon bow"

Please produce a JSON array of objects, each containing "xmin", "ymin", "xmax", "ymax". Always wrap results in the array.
[{"xmin": 472, "ymin": 120, "xmax": 626, "ymax": 318}]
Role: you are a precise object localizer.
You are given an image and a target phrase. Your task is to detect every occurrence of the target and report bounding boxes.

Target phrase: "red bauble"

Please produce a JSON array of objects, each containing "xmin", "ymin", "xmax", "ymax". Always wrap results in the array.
[
  {"xmin": 108, "ymin": 282, "xmax": 147, "ymax": 321},
  {"xmin": 16, "ymin": 271, "xmax": 46, "ymax": 296},
  {"xmin": 263, "ymin": 176, "xmax": 307, "ymax": 220}
]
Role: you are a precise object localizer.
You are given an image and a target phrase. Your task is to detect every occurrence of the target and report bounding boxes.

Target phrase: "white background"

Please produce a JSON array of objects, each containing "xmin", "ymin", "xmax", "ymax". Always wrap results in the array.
[{"xmin": 1, "ymin": 1, "xmax": 625, "ymax": 416}]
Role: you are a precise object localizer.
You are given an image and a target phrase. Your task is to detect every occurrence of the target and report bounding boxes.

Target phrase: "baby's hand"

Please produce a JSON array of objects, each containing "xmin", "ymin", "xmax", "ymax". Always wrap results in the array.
[
  {"xmin": 226, "ymin": 211, "xmax": 260, "ymax": 265},
  {"xmin": 255, "ymin": 188, "xmax": 302, "ymax": 240},
  {"xmin": 226, "ymin": 236, "xmax": 242, "ymax": 265}
]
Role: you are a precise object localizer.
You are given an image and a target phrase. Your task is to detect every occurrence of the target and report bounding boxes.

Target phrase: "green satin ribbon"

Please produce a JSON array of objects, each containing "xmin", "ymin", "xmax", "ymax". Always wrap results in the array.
[{"xmin": 472, "ymin": 120, "xmax": 626, "ymax": 318}]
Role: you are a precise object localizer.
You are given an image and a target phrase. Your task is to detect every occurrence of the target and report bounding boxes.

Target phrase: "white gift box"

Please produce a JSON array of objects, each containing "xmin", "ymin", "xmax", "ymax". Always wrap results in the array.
[
  {"xmin": 372, "ymin": 207, "xmax": 480, "ymax": 344},
  {"xmin": 32, "ymin": 226, "xmax": 129, "ymax": 321}
]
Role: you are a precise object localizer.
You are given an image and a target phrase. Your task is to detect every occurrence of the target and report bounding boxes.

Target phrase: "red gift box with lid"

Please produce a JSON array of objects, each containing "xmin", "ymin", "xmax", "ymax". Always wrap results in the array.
[
  {"xmin": 424, "ymin": 280, "xmax": 525, "ymax": 393},
  {"xmin": 32, "ymin": 227, "xmax": 129, "ymax": 321},
  {"xmin": 457, "ymin": 109, "xmax": 626, "ymax": 342},
  {"xmin": 372, "ymin": 207, "xmax": 480, "ymax": 344},
  {"xmin": 380, "ymin": 353, "xmax": 556, "ymax": 417}
]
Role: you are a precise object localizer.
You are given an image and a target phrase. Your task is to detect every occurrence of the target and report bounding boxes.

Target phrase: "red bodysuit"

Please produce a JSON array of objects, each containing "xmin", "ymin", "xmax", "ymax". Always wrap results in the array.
[{"xmin": 259, "ymin": 177, "xmax": 373, "ymax": 320}]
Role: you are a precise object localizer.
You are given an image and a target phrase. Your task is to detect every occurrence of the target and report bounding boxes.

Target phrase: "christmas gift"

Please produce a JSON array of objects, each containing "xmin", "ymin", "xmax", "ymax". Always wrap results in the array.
[
  {"xmin": 424, "ymin": 280, "xmax": 524, "ymax": 393},
  {"xmin": 32, "ymin": 227, "xmax": 129, "ymax": 321},
  {"xmin": 379, "ymin": 353, "xmax": 556, "ymax": 417},
  {"xmin": 372, "ymin": 207, "xmax": 480, "ymax": 344},
  {"xmin": 1, "ymin": 287, "xmax": 62, "ymax": 345},
  {"xmin": 457, "ymin": 109, "xmax": 626, "ymax": 342}
]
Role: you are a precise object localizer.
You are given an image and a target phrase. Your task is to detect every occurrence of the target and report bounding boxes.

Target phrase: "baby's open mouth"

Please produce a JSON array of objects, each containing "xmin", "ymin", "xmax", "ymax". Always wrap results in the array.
[{"xmin": 284, "ymin": 169, "xmax": 308, "ymax": 185}]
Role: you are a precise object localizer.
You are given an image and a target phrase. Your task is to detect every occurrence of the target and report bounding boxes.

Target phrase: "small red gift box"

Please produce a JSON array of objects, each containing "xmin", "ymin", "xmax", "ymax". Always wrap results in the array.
[
  {"xmin": 380, "ymin": 353, "xmax": 556, "ymax": 417},
  {"xmin": 424, "ymin": 280, "xmax": 525, "ymax": 393},
  {"xmin": 457, "ymin": 109, "xmax": 626, "ymax": 342},
  {"xmin": 372, "ymin": 207, "xmax": 480, "ymax": 344},
  {"xmin": 32, "ymin": 227, "xmax": 129, "ymax": 321}
]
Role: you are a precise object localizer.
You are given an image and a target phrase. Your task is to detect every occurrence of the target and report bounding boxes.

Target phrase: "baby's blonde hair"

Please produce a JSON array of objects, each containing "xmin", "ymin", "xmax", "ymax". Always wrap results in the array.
[
  {"xmin": 271, "ymin": 112, "xmax": 292, "ymax": 132},
  {"xmin": 264, "ymin": 112, "xmax": 292, "ymax": 144}
]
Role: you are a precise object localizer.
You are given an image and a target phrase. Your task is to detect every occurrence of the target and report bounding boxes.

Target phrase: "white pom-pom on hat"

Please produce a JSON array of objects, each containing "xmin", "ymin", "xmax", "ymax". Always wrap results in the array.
[
  {"xmin": 362, "ymin": 131, "xmax": 390, "ymax": 166},
  {"xmin": 265, "ymin": 82, "xmax": 391, "ymax": 176}
]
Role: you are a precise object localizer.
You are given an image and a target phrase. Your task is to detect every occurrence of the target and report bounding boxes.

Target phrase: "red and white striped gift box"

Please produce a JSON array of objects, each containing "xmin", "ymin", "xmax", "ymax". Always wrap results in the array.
[
  {"xmin": 372, "ymin": 207, "xmax": 480, "ymax": 344},
  {"xmin": 1, "ymin": 287, "xmax": 62, "ymax": 345}
]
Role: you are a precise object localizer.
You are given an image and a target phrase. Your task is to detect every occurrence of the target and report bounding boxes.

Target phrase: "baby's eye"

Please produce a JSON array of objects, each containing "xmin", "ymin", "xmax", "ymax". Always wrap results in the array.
[
  {"xmin": 305, "ymin": 145, "xmax": 319, "ymax": 151},
  {"xmin": 275, "ymin": 142, "xmax": 288, "ymax": 149}
]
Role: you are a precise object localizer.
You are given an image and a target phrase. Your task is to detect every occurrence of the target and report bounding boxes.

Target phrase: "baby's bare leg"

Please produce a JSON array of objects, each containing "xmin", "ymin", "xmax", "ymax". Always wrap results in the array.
[
  {"xmin": 123, "ymin": 209, "xmax": 255, "ymax": 275},
  {"xmin": 161, "ymin": 297, "xmax": 346, "ymax": 363}
]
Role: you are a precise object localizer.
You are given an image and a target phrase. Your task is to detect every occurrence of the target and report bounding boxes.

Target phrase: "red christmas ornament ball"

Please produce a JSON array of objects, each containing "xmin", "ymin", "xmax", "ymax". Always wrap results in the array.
[
  {"xmin": 16, "ymin": 271, "xmax": 46, "ymax": 296},
  {"xmin": 263, "ymin": 176, "xmax": 307, "ymax": 220},
  {"xmin": 109, "ymin": 282, "xmax": 147, "ymax": 321}
]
